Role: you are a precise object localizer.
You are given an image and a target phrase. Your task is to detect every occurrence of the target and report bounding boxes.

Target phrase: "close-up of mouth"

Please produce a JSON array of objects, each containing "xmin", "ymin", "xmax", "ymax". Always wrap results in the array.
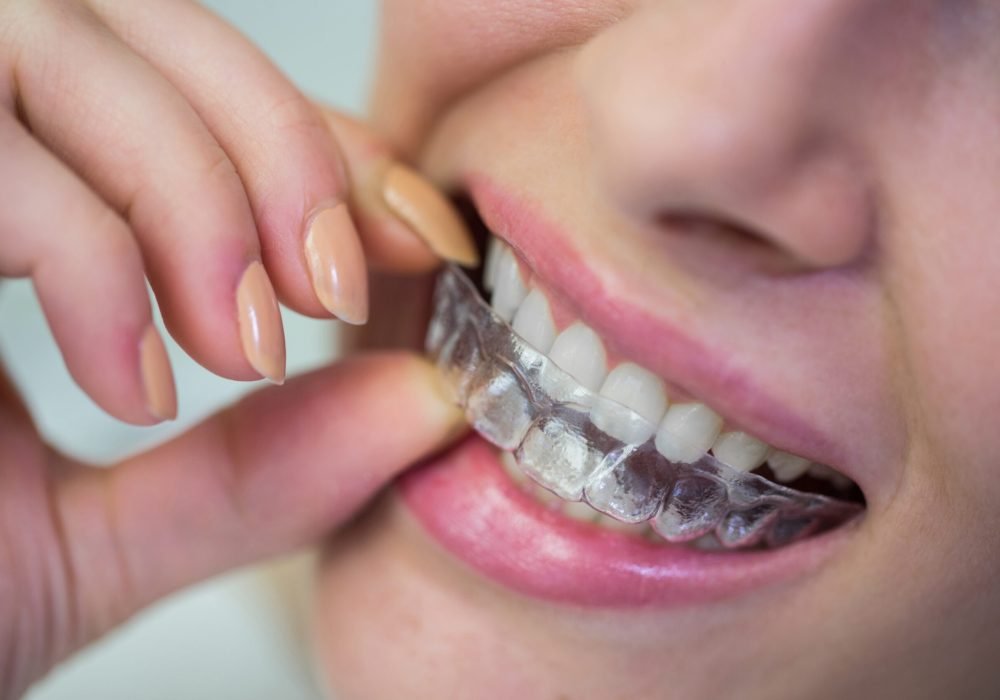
[
  {"xmin": 13, "ymin": 0, "xmax": 1000, "ymax": 696},
  {"xmin": 397, "ymin": 183, "xmax": 868, "ymax": 608}
]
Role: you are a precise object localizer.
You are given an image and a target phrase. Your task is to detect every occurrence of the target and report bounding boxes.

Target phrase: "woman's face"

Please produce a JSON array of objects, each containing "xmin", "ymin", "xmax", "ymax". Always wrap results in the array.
[{"xmin": 315, "ymin": 1, "xmax": 1000, "ymax": 697}]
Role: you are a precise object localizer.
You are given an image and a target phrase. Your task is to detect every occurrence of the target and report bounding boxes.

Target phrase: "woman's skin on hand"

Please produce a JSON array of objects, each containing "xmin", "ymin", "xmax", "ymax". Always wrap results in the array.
[
  {"xmin": 0, "ymin": 1, "xmax": 476, "ymax": 696},
  {"xmin": 0, "ymin": 0, "xmax": 475, "ymax": 420},
  {"xmin": 0, "ymin": 353, "xmax": 466, "ymax": 698}
]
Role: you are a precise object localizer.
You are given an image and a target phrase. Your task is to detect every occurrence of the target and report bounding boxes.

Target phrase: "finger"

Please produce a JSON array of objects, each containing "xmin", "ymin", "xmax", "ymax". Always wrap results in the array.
[
  {"xmin": 320, "ymin": 108, "xmax": 481, "ymax": 274},
  {"xmin": 0, "ymin": 112, "xmax": 175, "ymax": 424},
  {"xmin": 13, "ymin": 2, "xmax": 285, "ymax": 383},
  {"xmin": 0, "ymin": 356, "xmax": 33, "ymax": 429},
  {"xmin": 92, "ymin": 0, "xmax": 477, "ymax": 285},
  {"xmin": 91, "ymin": 0, "xmax": 370, "ymax": 323},
  {"xmin": 51, "ymin": 352, "xmax": 465, "ymax": 627}
]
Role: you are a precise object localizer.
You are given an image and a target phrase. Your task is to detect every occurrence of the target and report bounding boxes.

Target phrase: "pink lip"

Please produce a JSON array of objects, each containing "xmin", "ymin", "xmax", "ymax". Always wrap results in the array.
[
  {"xmin": 465, "ymin": 174, "xmax": 854, "ymax": 481},
  {"xmin": 400, "ymin": 436, "xmax": 852, "ymax": 607}
]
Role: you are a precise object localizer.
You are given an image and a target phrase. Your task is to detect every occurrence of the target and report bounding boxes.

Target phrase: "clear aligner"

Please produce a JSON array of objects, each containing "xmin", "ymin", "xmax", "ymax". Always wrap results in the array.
[{"xmin": 425, "ymin": 265, "xmax": 863, "ymax": 549}]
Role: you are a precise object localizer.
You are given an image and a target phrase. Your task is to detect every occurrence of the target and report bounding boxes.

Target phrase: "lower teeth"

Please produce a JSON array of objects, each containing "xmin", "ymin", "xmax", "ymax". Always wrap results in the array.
[
  {"xmin": 500, "ymin": 451, "xmax": 724, "ymax": 549},
  {"xmin": 426, "ymin": 265, "xmax": 863, "ymax": 550}
]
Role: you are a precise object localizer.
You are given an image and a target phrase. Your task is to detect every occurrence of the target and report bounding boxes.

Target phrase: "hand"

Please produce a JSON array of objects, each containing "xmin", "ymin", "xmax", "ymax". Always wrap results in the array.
[
  {"xmin": 0, "ymin": 1, "xmax": 476, "ymax": 696},
  {"xmin": 0, "ymin": 353, "xmax": 465, "ymax": 698}
]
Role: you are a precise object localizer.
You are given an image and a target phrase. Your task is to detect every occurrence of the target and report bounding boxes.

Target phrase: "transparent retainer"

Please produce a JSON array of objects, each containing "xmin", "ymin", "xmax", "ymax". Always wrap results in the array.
[{"xmin": 425, "ymin": 265, "xmax": 863, "ymax": 550}]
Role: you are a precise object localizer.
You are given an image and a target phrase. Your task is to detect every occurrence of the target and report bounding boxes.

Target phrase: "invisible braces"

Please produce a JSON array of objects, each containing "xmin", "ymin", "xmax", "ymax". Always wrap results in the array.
[{"xmin": 425, "ymin": 265, "xmax": 863, "ymax": 549}]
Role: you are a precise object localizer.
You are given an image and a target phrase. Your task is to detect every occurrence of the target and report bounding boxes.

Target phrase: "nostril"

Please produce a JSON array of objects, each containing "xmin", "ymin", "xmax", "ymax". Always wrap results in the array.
[
  {"xmin": 654, "ymin": 209, "xmax": 823, "ymax": 277},
  {"xmin": 659, "ymin": 210, "xmax": 771, "ymax": 248},
  {"xmin": 652, "ymin": 145, "xmax": 877, "ymax": 273}
]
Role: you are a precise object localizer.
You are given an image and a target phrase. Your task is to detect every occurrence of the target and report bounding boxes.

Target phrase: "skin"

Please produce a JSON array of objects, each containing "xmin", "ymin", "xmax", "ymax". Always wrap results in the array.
[
  {"xmin": 0, "ymin": 1, "xmax": 463, "ymax": 697},
  {"xmin": 4, "ymin": 1, "xmax": 999, "ymax": 697},
  {"xmin": 313, "ymin": 1, "xmax": 1000, "ymax": 698}
]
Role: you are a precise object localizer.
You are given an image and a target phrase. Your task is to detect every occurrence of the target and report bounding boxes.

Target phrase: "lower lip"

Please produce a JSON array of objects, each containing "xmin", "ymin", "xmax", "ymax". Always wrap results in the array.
[{"xmin": 399, "ymin": 435, "xmax": 853, "ymax": 608}]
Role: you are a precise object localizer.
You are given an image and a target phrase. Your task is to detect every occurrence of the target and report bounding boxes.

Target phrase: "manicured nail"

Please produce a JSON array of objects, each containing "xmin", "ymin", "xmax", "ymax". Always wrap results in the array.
[
  {"xmin": 236, "ymin": 261, "xmax": 286, "ymax": 384},
  {"xmin": 380, "ymin": 163, "xmax": 480, "ymax": 267},
  {"xmin": 139, "ymin": 325, "xmax": 177, "ymax": 421},
  {"xmin": 304, "ymin": 203, "xmax": 369, "ymax": 325}
]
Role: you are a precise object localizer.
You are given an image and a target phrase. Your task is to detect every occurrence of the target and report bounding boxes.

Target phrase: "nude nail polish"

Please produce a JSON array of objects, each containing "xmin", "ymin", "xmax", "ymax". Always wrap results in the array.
[
  {"xmin": 236, "ymin": 261, "xmax": 286, "ymax": 384},
  {"xmin": 381, "ymin": 163, "xmax": 480, "ymax": 267},
  {"xmin": 304, "ymin": 203, "xmax": 369, "ymax": 324},
  {"xmin": 139, "ymin": 325, "xmax": 177, "ymax": 421}
]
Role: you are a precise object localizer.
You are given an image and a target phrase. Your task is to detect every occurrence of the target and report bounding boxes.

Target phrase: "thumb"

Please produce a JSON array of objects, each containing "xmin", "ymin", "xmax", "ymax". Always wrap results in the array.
[{"xmin": 54, "ymin": 351, "xmax": 465, "ymax": 637}]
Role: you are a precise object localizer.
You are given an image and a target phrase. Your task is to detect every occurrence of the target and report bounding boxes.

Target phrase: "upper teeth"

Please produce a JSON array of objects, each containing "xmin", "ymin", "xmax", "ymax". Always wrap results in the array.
[
  {"xmin": 486, "ymin": 237, "xmax": 845, "ymax": 487},
  {"xmin": 489, "ymin": 241, "xmax": 529, "ymax": 321},
  {"xmin": 511, "ymin": 288, "xmax": 557, "ymax": 352},
  {"xmin": 592, "ymin": 362, "xmax": 668, "ymax": 445},
  {"xmin": 547, "ymin": 322, "xmax": 608, "ymax": 392}
]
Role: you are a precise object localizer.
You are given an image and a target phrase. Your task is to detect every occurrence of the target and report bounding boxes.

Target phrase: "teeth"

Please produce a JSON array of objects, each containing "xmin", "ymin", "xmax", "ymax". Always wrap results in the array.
[
  {"xmin": 481, "ymin": 238, "xmax": 853, "ymax": 512},
  {"xmin": 511, "ymin": 288, "xmax": 557, "ymax": 353},
  {"xmin": 547, "ymin": 322, "xmax": 608, "ymax": 392},
  {"xmin": 768, "ymin": 450, "xmax": 812, "ymax": 482},
  {"xmin": 654, "ymin": 402, "xmax": 723, "ymax": 464},
  {"xmin": 499, "ymin": 450, "xmax": 527, "ymax": 484},
  {"xmin": 491, "ymin": 246, "xmax": 527, "ymax": 321},
  {"xmin": 594, "ymin": 514, "xmax": 651, "ymax": 536},
  {"xmin": 562, "ymin": 499, "xmax": 601, "ymax": 523},
  {"xmin": 689, "ymin": 533, "xmax": 725, "ymax": 551},
  {"xmin": 533, "ymin": 483, "xmax": 564, "ymax": 509},
  {"xmin": 591, "ymin": 362, "xmax": 668, "ymax": 444},
  {"xmin": 712, "ymin": 431, "xmax": 769, "ymax": 472},
  {"xmin": 483, "ymin": 237, "xmax": 505, "ymax": 292},
  {"xmin": 809, "ymin": 464, "xmax": 854, "ymax": 491}
]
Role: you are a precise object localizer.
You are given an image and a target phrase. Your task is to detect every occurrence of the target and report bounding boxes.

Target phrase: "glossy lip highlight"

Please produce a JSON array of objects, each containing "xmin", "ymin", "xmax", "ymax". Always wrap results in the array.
[
  {"xmin": 464, "ymin": 174, "xmax": 863, "ymax": 492},
  {"xmin": 399, "ymin": 435, "xmax": 856, "ymax": 607}
]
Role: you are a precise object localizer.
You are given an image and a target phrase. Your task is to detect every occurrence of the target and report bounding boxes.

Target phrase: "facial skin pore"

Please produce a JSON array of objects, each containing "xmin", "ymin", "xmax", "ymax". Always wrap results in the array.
[{"xmin": 315, "ymin": 2, "xmax": 1000, "ymax": 697}]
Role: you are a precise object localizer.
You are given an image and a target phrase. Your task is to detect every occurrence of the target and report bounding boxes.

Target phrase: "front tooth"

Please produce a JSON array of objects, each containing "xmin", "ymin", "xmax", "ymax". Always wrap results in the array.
[
  {"xmin": 491, "ymin": 246, "xmax": 527, "ymax": 321},
  {"xmin": 591, "ymin": 362, "xmax": 668, "ymax": 444},
  {"xmin": 654, "ymin": 402, "xmax": 723, "ymax": 464},
  {"xmin": 511, "ymin": 288, "xmax": 556, "ymax": 353},
  {"xmin": 712, "ymin": 431, "xmax": 769, "ymax": 472},
  {"xmin": 483, "ymin": 237, "xmax": 505, "ymax": 292},
  {"xmin": 547, "ymin": 322, "xmax": 608, "ymax": 392},
  {"xmin": 768, "ymin": 450, "xmax": 811, "ymax": 482}
]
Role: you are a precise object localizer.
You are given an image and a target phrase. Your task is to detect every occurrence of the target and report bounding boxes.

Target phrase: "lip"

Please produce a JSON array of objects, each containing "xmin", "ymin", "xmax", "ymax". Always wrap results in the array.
[
  {"xmin": 399, "ymin": 435, "xmax": 854, "ymax": 607},
  {"xmin": 463, "ymin": 173, "xmax": 861, "ymax": 489}
]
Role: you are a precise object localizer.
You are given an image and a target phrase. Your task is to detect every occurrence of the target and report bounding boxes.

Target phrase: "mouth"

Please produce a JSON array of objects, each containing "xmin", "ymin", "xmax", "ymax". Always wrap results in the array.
[{"xmin": 399, "ymin": 181, "xmax": 866, "ymax": 606}]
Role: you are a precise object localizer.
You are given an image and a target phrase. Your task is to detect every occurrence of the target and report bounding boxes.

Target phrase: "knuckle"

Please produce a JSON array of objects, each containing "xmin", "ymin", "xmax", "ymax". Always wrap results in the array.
[{"xmin": 197, "ymin": 144, "xmax": 241, "ymax": 188}]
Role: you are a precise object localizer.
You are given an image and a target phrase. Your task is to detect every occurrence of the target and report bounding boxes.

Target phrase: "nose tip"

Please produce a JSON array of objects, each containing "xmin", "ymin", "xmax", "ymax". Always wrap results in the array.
[{"xmin": 576, "ymin": 0, "xmax": 876, "ymax": 269}]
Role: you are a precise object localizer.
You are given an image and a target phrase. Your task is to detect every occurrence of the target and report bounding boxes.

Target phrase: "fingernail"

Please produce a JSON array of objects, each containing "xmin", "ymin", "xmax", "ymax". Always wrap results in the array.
[
  {"xmin": 304, "ymin": 203, "xmax": 369, "ymax": 325},
  {"xmin": 380, "ymin": 163, "xmax": 480, "ymax": 267},
  {"xmin": 236, "ymin": 261, "xmax": 286, "ymax": 384},
  {"xmin": 139, "ymin": 325, "xmax": 177, "ymax": 421}
]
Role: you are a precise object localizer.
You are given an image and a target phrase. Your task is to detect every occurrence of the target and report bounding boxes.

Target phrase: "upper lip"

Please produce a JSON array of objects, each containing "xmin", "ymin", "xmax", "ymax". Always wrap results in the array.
[{"xmin": 463, "ymin": 173, "xmax": 863, "ymax": 493}]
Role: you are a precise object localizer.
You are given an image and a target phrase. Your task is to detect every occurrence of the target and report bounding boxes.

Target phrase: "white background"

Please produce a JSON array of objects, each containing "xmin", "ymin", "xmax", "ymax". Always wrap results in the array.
[{"xmin": 3, "ymin": 2, "xmax": 378, "ymax": 697}]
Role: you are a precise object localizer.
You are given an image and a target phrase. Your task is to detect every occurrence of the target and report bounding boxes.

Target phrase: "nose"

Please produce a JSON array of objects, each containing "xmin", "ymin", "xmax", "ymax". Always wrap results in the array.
[{"xmin": 576, "ymin": 0, "xmax": 894, "ymax": 269}]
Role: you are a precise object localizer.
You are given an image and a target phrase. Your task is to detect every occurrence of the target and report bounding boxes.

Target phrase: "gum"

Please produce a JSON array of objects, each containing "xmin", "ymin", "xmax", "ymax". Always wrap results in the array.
[{"xmin": 425, "ymin": 265, "xmax": 863, "ymax": 549}]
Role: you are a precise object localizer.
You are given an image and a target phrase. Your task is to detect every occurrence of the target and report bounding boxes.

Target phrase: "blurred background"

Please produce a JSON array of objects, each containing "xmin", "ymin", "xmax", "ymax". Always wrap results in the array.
[{"xmin": 4, "ymin": 2, "xmax": 378, "ymax": 698}]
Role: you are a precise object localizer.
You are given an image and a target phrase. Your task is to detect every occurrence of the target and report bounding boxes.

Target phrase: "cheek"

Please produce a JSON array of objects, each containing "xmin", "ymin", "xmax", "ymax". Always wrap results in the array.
[{"xmin": 885, "ymin": 172, "xmax": 1000, "ymax": 498}]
